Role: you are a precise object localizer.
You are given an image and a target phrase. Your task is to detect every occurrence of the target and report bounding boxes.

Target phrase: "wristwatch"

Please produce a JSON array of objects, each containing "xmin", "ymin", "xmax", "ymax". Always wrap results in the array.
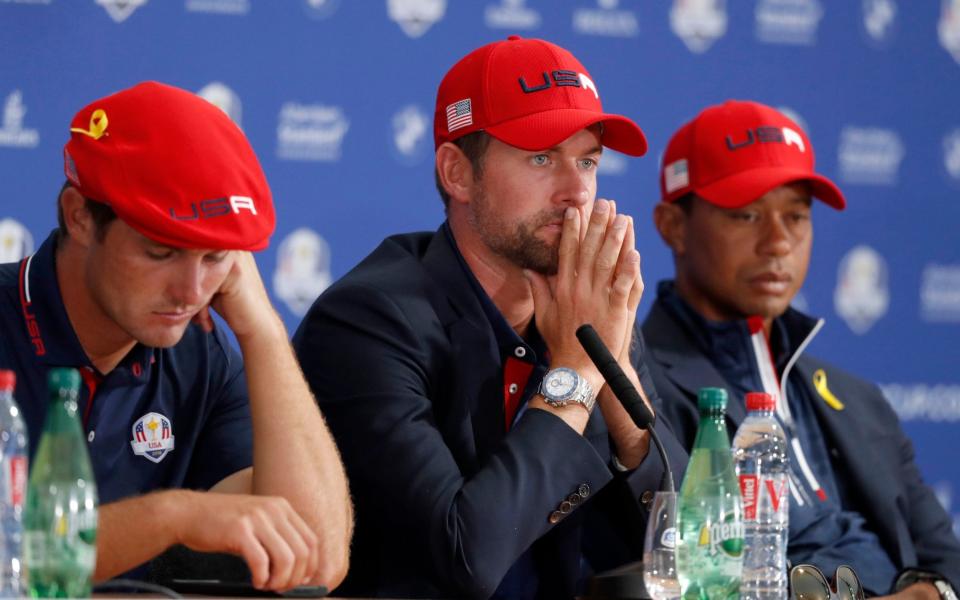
[
  {"xmin": 539, "ymin": 367, "xmax": 595, "ymax": 412},
  {"xmin": 894, "ymin": 570, "xmax": 958, "ymax": 600}
]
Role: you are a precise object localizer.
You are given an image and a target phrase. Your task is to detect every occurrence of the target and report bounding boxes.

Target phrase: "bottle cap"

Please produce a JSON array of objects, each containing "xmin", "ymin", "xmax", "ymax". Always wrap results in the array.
[
  {"xmin": 697, "ymin": 387, "xmax": 727, "ymax": 411},
  {"xmin": 48, "ymin": 367, "xmax": 81, "ymax": 394},
  {"xmin": 0, "ymin": 369, "xmax": 14, "ymax": 392},
  {"xmin": 746, "ymin": 392, "xmax": 776, "ymax": 412}
]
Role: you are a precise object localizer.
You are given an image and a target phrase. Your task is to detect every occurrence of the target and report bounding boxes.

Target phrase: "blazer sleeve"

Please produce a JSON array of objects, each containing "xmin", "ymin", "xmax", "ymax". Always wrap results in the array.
[{"xmin": 293, "ymin": 282, "xmax": 626, "ymax": 599}]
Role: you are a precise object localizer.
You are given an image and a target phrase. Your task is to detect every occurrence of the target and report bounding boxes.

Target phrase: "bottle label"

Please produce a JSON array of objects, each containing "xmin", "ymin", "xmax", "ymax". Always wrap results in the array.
[
  {"xmin": 739, "ymin": 474, "xmax": 789, "ymax": 521},
  {"xmin": 697, "ymin": 519, "xmax": 744, "ymax": 557},
  {"xmin": 8, "ymin": 455, "xmax": 26, "ymax": 508}
]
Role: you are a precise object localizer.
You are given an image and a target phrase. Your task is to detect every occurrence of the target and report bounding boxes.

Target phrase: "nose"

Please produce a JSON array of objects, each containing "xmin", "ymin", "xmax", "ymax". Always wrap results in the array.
[
  {"xmin": 552, "ymin": 160, "xmax": 592, "ymax": 208},
  {"xmin": 167, "ymin": 259, "xmax": 205, "ymax": 308},
  {"xmin": 758, "ymin": 214, "xmax": 793, "ymax": 257}
]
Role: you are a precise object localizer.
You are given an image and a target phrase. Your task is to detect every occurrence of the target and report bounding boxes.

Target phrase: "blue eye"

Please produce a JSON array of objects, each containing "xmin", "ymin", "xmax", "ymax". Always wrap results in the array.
[
  {"xmin": 531, "ymin": 154, "xmax": 549, "ymax": 166},
  {"xmin": 580, "ymin": 158, "xmax": 598, "ymax": 170}
]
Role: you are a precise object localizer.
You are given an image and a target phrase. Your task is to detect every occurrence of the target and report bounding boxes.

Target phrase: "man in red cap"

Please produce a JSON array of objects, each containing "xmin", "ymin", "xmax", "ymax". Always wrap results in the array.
[
  {"xmin": 644, "ymin": 100, "xmax": 960, "ymax": 598},
  {"xmin": 0, "ymin": 82, "xmax": 351, "ymax": 592},
  {"xmin": 293, "ymin": 36, "xmax": 687, "ymax": 599}
]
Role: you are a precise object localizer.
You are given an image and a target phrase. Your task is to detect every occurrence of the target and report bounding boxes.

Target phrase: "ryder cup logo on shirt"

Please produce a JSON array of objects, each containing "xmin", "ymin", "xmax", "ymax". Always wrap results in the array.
[
  {"xmin": 572, "ymin": 0, "xmax": 639, "ymax": 38},
  {"xmin": 96, "ymin": 0, "xmax": 148, "ymax": 23},
  {"xmin": 755, "ymin": 0, "xmax": 823, "ymax": 45},
  {"xmin": 670, "ymin": 0, "xmax": 727, "ymax": 54},
  {"xmin": 130, "ymin": 412, "xmax": 175, "ymax": 463},
  {"xmin": 387, "ymin": 0, "xmax": 446, "ymax": 38},
  {"xmin": 834, "ymin": 245, "xmax": 889, "ymax": 335},
  {"xmin": 0, "ymin": 90, "xmax": 39, "ymax": 149},
  {"xmin": 484, "ymin": 0, "xmax": 541, "ymax": 30},
  {"xmin": 940, "ymin": 0, "xmax": 960, "ymax": 65},
  {"xmin": 0, "ymin": 219, "xmax": 34, "ymax": 263}
]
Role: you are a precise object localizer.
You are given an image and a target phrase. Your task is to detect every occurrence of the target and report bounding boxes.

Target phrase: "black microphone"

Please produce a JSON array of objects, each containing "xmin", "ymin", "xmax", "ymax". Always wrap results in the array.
[{"xmin": 576, "ymin": 324, "xmax": 675, "ymax": 492}]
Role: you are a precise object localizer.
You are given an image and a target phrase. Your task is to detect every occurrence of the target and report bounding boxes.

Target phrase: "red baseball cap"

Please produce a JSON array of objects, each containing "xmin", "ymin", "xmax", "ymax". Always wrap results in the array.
[
  {"xmin": 660, "ymin": 100, "xmax": 845, "ymax": 210},
  {"xmin": 434, "ymin": 36, "xmax": 647, "ymax": 156},
  {"xmin": 63, "ymin": 81, "xmax": 275, "ymax": 251}
]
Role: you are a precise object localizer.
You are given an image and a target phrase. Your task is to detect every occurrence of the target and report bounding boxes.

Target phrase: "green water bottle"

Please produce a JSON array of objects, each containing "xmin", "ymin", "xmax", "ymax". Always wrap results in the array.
[
  {"xmin": 675, "ymin": 387, "xmax": 744, "ymax": 600},
  {"xmin": 24, "ymin": 368, "xmax": 98, "ymax": 598}
]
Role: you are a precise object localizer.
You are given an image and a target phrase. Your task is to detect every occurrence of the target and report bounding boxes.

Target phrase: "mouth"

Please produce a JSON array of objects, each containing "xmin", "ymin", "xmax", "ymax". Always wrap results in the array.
[
  {"xmin": 749, "ymin": 272, "xmax": 792, "ymax": 295},
  {"xmin": 152, "ymin": 310, "xmax": 194, "ymax": 324}
]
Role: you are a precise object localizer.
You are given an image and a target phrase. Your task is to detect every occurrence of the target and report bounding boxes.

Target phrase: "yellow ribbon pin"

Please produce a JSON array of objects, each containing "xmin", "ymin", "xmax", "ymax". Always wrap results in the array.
[
  {"xmin": 813, "ymin": 369, "xmax": 844, "ymax": 411},
  {"xmin": 70, "ymin": 108, "xmax": 108, "ymax": 140}
]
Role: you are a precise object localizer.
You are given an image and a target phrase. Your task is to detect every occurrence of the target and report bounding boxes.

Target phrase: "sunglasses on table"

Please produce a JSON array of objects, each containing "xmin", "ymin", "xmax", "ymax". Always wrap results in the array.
[{"xmin": 791, "ymin": 564, "xmax": 866, "ymax": 600}]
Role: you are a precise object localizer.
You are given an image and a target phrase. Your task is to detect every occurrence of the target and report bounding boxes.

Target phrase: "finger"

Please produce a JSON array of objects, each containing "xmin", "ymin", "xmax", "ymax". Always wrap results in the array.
[
  {"xmin": 237, "ymin": 527, "xmax": 271, "ymax": 590},
  {"xmin": 557, "ymin": 206, "xmax": 580, "ymax": 286},
  {"xmin": 254, "ymin": 513, "xmax": 297, "ymax": 591},
  {"xmin": 273, "ymin": 514, "xmax": 312, "ymax": 590},
  {"xmin": 577, "ymin": 199, "xmax": 610, "ymax": 279},
  {"xmin": 616, "ymin": 216, "xmax": 636, "ymax": 274},
  {"xmin": 524, "ymin": 269, "xmax": 552, "ymax": 317},
  {"xmin": 610, "ymin": 249, "xmax": 640, "ymax": 308},
  {"xmin": 284, "ymin": 509, "xmax": 320, "ymax": 585},
  {"xmin": 627, "ymin": 252, "xmax": 644, "ymax": 312},
  {"xmin": 593, "ymin": 214, "xmax": 629, "ymax": 289}
]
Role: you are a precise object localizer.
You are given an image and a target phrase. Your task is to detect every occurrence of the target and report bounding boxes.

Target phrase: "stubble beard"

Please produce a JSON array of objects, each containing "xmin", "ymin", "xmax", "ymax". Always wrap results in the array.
[{"xmin": 468, "ymin": 188, "xmax": 562, "ymax": 275}]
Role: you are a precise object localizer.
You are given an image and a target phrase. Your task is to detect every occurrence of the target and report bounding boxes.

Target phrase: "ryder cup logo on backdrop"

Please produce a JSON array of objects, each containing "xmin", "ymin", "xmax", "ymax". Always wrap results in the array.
[
  {"xmin": 670, "ymin": 0, "xmax": 727, "ymax": 54},
  {"xmin": 597, "ymin": 151, "xmax": 628, "ymax": 176},
  {"xmin": 387, "ymin": 0, "xmax": 446, "ymax": 38},
  {"xmin": 0, "ymin": 90, "xmax": 39, "ymax": 149},
  {"xmin": 940, "ymin": 0, "xmax": 960, "ymax": 64},
  {"xmin": 837, "ymin": 126, "xmax": 904, "ymax": 185},
  {"xmin": 943, "ymin": 129, "xmax": 960, "ymax": 185},
  {"xmin": 303, "ymin": 0, "xmax": 340, "ymax": 19},
  {"xmin": 391, "ymin": 104, "xmax": 430, "ymax": 165},
  {"xmin": 573, "ymin": 0, "xmax": 639, "ymax": 38},
  {"xmin": 96, "ymin": 0, "xmax": 147, "ymax": 23},
  {"xmin": 0, "ymin": 219, "xmax": 34, "ymax": 263},
  {"xmin": 185, "ymin": 0, "xmax": 250, "ymax": 15},
  {"xmin": 862, "ymin": 0, "xmax": 897, "ymax": 46},
  {"xmin": 834, "ymin": 245, "xmax": 889, "ymax": 334},
  {"xmin": 755, "ymin": 0, "xmax": 823, "ymax": 45},
  {"xmin": 197, "ymin": 82, "xmax": 242, "ymax": 128},
  {"xmin": 920, "ymin": 263, "xmax": 960, "ymax": 323},
  {"xmin": 273, "ymin": 228, "xmax": 332, "ymax": 317},
  {"xmin": 130, "ymin": 412, "xmax": 175, "ymax": 463},
  {"xmin": 485, "ymin": 0, "xmax": 541, "ymax": 30},
  {"xmin": 276, "ymin": 103, "xmax": 349, "ymax": 162}
]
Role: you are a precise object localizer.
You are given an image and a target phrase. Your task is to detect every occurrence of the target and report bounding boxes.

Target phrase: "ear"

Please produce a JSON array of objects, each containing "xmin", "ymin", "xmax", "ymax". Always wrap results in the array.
[
  {"xmin": 653, "ymin": 202, "xmax": 687, "ymax": 256},
  {"xmin": 435, "ymin": 142, "xmax": 474, "ymax": 206},
  {"xmin": 59, "ymin": 186, "xmax": 96, "ymax": 248}
]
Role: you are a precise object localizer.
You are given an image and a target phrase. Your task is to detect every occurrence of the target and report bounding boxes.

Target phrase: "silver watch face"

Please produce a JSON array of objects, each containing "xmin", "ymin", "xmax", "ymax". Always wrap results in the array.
[{"xmin": 542, "ymin": 368, "xmax": 578, "ymax": 401}]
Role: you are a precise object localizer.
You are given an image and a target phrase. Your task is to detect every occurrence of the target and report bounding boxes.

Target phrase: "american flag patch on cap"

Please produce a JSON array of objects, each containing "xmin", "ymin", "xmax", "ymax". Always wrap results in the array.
[
  {"xmin": 664, "ymin": 159, "xmax": 689, "ymax": 193},
  {"xmin": 446, "ymin": 98, "xmax": 473, "ymax": 133}
]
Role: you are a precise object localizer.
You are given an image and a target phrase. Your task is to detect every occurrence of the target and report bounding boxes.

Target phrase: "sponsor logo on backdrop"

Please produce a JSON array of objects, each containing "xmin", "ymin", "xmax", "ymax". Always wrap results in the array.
[
  {"xmin": 0, "ymin": 219, "xmax": 34, "ymax": 263},
  {"xmin": 303, "ymin": 0, "xmax": 339, "ymax": 19},
  {"xmin": 670, "ymin": 0, "xmax": 727, "ymax": 54},
  {"xmin": 755, "ymin": 0, "xmax": 823, "ymax": 45},
  {"xmin": 837, "ymin": 126, "xmax": 904, "ymax": 185},
  {"xmin": 391, "ymin": 104, "xmax": 430, "ymax": 166},
  {"xmin": 862, "ymin": 0, "xmax": 897, "ymax": 46},
  {"xmin": 920, "ymin": 264, "xmax": 960, "ymax": 322},
  {"xmin": 276, "ymin": 103, "xmax": 349, "ymax": 162},
  {"xmin": 485, "ymin": 0, "xmax": 540, "ymax": 29},
  {"xmin": 943, "ymin": 129, "xmax": 960, "ymax": 184},
  {"xmin": 0, "ymin": 90, "xmax": 39, "ymax": 149},
  {"xmin": 96, "ymin": 0, "xmax": 147, "ymax": 23},
  {"xmin": 273, "ymin": 228, "xmax": 332, "ymax": 317},
  {"xmin": 573, "ymin": 0, "xmax": 639, "ymax": 38},
  {"xmin": 834, "ymin": 245, "xmax": 889, "ymax": 334},
  {"xmin": 940, "ymin": 0, "xmax": 960, "ymax": 64},
  {"xmin": 597, "ymin": 150, "xmax": 627, "ymax": 176},
  {"xmin": 197, "ymin": 82, "xmax": 242, "ymax": 128},
  {"xmin": 881, "ymin": 384, "xmax": 960, "ymax": 422},
  {"xmin": 185, "ymin": 0, "xmax": 250, "ymax": 15},
  {"xmin": 388, "ymin": 0, "xmax": 446, "ymax": 38}
]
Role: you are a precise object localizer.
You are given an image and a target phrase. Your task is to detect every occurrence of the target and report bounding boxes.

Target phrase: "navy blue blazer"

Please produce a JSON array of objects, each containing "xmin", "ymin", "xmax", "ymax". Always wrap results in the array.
[
  {"xmin": 642, "ymin": 299, "xmax": 960, "ymax": 590},
  {"xmin": 293, "ymin": 227, "xmax": 688, "ymax": 599}
]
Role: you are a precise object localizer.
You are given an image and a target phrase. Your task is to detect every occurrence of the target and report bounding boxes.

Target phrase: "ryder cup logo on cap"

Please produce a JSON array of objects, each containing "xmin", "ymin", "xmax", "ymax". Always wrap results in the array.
[
  {"xmin": 63, "ymin": 81, "xmax": 275, "ymax": 251},
  {"xmin": 434, "ymin": 36, "xmax": 647, "ymax": 156},
  {"xmin": 130, "ymin": 412, "xmax": 175, "ymax": 463},
  {"xmin": 660, "ymin": 100, "xmax": 845, "ymax": 209}
]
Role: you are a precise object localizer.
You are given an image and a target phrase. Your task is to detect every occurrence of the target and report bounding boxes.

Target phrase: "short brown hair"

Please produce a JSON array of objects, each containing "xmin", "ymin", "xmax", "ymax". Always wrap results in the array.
[
  {"xmin": 56, "ymin": 180, "xmax": 117, "ymax": 242},
  {"xmin": 435, "ymin": 131, "xmax": 492, "ymax": 209}
]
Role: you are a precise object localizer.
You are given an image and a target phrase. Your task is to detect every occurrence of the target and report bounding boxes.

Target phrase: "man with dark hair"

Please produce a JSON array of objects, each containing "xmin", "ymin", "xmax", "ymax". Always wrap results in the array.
[
  {"xmin": 645, "ymin": 100, "xmax": 960, "ymax": 598},
  {"xmin": 0, "ymin": 81, "xmax": 352, "ymax": 591},
  {"xmin": 293, "ymin": 36, "xmax": 687, "ymax": 599}
]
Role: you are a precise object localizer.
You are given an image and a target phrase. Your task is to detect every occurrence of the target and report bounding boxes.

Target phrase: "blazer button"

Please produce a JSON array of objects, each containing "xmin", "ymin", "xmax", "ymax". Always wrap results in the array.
[
  {"xmin": 559, "ymin": 500, "xmax": 573, "ymax": 514},
  {"xmin": 830, "ymin": 447, "xmax": 840, "ymax": 458},
  {"xmin": 641, "ymin": 490, "xmax": 654, "ymax": 506},
  {"xmin": 548, "ymin": 511, "xmax": 562, "ymax": 524},
  {"xmin": 568, "ymin": 493, "xmax": 582, "ymax": 506},
  {"xmin": 578, "ymin": 483, "xmax": 591, "ymax": 499}
]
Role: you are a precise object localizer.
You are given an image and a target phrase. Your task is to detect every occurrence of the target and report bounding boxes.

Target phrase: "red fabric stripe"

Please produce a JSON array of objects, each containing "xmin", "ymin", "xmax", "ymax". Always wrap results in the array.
[
  {"xmin": 503, "ymin": 357, "xmax": 534, "ymax": 431},
  {"xmin": 79, "ymin": 367, "xmax": 101, "ymax": 430}
]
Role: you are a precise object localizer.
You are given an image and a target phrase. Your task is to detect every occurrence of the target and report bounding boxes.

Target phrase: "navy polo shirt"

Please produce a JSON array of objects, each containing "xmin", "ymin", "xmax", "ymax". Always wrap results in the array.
[{"xmin": 0, "ymin": 231, "xmax": 253, "ymax": 505}]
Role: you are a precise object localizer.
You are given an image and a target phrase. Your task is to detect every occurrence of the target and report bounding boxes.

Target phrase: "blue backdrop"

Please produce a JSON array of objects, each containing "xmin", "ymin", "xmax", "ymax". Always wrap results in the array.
[{"xmin": 2, "ymin": 0, "xmax": 958, "ymax": 537}]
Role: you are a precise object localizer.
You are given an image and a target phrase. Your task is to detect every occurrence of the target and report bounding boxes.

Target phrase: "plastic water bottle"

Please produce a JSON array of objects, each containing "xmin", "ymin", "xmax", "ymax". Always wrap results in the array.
[
  {"xmin": 676, "ymin": 387, "xmax": 743, "ymax": 600},
  {"xmin": 732, "ymin": 392, "xmax": 790, "ymax": 600},
  {"xmin": 24, "ymin": 367, "xmax": 98, "ymax": 598},
  {"xmin": 0, "ymin": 369, "xmax": 28, "ymax": 597}
]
